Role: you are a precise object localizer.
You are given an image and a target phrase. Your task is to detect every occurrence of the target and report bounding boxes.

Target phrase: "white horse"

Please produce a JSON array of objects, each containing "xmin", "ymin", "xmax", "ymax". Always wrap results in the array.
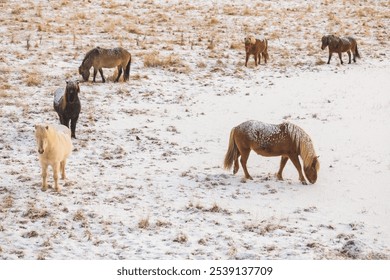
[{"xmin": 34, "ymin": 124, "xmax": 73, "ymax": 192}]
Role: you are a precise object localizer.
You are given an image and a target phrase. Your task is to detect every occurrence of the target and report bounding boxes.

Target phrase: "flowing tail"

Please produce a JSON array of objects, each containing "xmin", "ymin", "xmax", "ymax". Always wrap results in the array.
[
  {"xmin": 355, "ymin": 44, "xmax": 360, "ymax": 59},
  {"xmin": 223, "ymin": 128, "xmax": 238, "ymax": 170},
  {"xmin": 124, "ymin": 55, "xmax": 131, "ymax": 81},
  {"xmin": 264, "ymin": 39, "xmax": 269, "ymax": 61}
]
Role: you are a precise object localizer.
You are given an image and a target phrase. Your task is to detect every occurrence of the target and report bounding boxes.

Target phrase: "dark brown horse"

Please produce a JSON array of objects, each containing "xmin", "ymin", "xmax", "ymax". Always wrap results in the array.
[
  {"xmin": 79, "ymin": 47, "xmax": 131, "ymax": 82},
  {"xmin": 224, "ymin": 120, "xmax": 320, "ymax": 184},
  {"xmin": 321, "ymin": 35, "xmax": 360, "ymax": 64},
  {"xmin": 53, "ymin": 81, "xmax": 81, "ymax": 138},
  {"xmin": 244, "ymin": 36, "xmax": 269, "ymax": 67}
]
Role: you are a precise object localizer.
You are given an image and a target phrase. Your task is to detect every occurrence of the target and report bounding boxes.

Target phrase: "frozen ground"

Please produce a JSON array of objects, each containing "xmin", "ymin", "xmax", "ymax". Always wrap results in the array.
[{"xmin": 0, "ymin": 0, "xmax": 389, "ymax": 259}]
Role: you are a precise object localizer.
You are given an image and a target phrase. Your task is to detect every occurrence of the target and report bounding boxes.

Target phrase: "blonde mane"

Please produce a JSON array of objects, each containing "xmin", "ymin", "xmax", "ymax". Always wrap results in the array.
[{"xmin": 285, "ymin": 122, "xmax": 319, "ymax": 170}]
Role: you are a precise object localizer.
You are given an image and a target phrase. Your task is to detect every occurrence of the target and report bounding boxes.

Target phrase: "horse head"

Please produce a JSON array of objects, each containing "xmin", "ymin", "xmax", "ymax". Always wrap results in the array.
[
  {"xmin": 65, "ymin": 80, "xmax": 80, "ymax": 103},
  {"xmin": 78, "ymin": 66, "xmax": 90, "ymax": 82},
  {"xmin": 304, "ymin": 156, "xmax": 320, "ymax": 184},
  {"xmin": 321, "ymin": 35, "xmax": 330, "ymax": 50},
  {"xmin": 35, "ymin": 125, "xmax": 49, "ymax": 154},
  {"xmin": 244, "ymin": 36, "xmax": 256, "ymax": 52}
]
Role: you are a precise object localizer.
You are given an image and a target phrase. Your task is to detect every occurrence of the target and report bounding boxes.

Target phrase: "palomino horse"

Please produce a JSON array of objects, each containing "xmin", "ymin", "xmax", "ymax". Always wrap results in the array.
[
  {"xmin": 79, "ymin": 47, "xmax": 131, "ymax": 82},
  {"xmin": 224, "ymin": 120, "xmax": 320, "ymax": 184},
  {"xmin": 321, "ymin": 35, "xmax": 360, "ymax": 64},
  {"xmin": 244, "ymin": 35, "xmax": 269, "ymax": 67},
  {"xmin": 35, "ymin": 124, "xmax": 73, "ymax": 192},
  {"xmin": 54, "ymin": 80, "xmax": 81, "ymax": 138}
]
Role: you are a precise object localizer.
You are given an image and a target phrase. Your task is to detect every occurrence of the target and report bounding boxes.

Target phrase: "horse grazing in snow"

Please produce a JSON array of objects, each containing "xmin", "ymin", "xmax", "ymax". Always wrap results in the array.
[
  {"xmin": 321, "ymin": 35, "xmax": 360, "ymax": 64},
  {"xmin": 78, "ymin": 46, "xmax": 131, "ymax": 82},
  {"xmin": 224, "ymin": 120, "xmax": 320, "ymax": 185},
  {"xmin": 34, "ymin": 124, "xmax": 73, "ymax": 192},
  {"xmin": 53, "ymin": 80, "xmax": 81, "ymax": 139},
  {"xmin": 244, "ymin": 35, "xmax": 269, "ymax": 67}
]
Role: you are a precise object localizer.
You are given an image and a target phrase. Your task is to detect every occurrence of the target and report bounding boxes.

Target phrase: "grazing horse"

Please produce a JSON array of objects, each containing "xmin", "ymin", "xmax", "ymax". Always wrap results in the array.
[
  {"xmin": 79, "ymin": 47, "xmax": 131, "ymax": 82},
  {"xmin": 53, "ymin": 80, "xmax": 81, "ymax": 139},
  {"xmin": 321, "ymin": 35, "xmax": 360, "ymax": 64},
  {"xmin": 224, "ymin": 120, "xmax": 320, "ymax": 184},
  {"xmin": 244, "ymin": 35, "xmax": 269, "ymax": 67},
  {"xmin": 34, "ymin": 124, "xmax": 73, "ymax": 192}
]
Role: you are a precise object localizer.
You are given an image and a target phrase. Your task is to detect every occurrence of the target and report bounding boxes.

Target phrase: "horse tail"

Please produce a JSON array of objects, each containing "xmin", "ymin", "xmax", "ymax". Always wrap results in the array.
[
  {"xmin": 223, "ymin": 127, "xmax": 238, "ymax": 170},
  {"xmin": 355, "ymin": 42, "xmax": 360, "ymax": 59},
  {"xmin": 264, "ymin": 38, "xmax": 269, "ymax": 60},
  {"xmin": 124, "ymin": 54, "xmax": 131, "ymax": 81}
]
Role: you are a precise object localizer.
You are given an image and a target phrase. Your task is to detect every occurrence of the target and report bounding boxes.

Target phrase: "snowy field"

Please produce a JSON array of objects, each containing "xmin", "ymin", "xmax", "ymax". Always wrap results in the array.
[{"xmin": 0, "ymin": 0, "xmax": 389, "ymax": 259}]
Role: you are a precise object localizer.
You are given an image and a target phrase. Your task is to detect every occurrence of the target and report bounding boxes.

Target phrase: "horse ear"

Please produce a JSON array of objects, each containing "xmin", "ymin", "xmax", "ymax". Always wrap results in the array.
[{"xmin": 45, "ymin": 126, "xmax": 49, "ymax": 130}]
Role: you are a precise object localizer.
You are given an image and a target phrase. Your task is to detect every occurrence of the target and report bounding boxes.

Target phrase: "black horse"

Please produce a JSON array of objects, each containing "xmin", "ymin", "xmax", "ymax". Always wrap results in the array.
[{"xmin": 53, "ymin": 81, "xmax": 81, "ymax": 138}]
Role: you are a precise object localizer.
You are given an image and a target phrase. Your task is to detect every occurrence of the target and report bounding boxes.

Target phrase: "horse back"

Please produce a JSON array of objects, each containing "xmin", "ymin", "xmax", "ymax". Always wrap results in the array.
[
  {"xmin": 53, "ymin": 124, "xmax": 73, "ymax": 156},
  {"xmin": 54, "ymin": 88, "xmax": 64, "ymax": 106}
]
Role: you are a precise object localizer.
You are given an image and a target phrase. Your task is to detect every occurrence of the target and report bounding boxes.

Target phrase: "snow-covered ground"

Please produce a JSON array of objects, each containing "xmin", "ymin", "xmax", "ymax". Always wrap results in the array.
[{"xmin": 0, "ymin": 0, "xmax": 389, "ymax": 259}]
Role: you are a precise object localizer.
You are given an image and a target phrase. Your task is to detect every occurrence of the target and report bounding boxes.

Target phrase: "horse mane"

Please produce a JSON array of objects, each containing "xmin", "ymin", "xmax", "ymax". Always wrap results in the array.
[
  {"xmin": 284, "ymin": 122, "xmax": 318, "ymax": 169},
  {"xmin": 81, "ymin": 47, "xmax": 99, "ymax": 69}
]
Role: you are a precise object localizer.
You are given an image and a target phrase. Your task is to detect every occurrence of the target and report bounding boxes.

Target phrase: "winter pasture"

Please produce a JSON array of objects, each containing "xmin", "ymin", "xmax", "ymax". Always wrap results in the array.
[{"xmin": 0, "ymin": 0, "xmax": 389, "ymax": 259}]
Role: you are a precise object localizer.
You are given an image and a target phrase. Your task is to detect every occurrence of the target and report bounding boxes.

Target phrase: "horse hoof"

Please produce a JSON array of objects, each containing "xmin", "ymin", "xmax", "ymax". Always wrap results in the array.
[
  {"xmin": 301, "ymin": 181, "xmax": 308, "ymax": 185},
  {"xmin": 41, "ymin": 187, "xmax": 47, "ymax": 191}
]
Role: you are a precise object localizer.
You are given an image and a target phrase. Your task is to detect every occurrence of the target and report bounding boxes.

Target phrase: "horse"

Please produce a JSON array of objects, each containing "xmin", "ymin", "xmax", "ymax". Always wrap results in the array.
[
  {"xmin": 53, "ymin": 80, "xmax": 81, "ymax": 139},
  {"xmin": 34, "ymin": 124, "xmax": 73, "ymax": 192},
  {"xmin": 321, "ymin": 35, "xmax": 360, "ymax": 64},
  {"xmin": 244, "ymin": 35, "xmax": 269, "ymax": 67},
  {"xmin": 223, "ymin": 120, "xmax": 320, "ymax": 185},
  {"xmin": 78, "ymin": 46, "xmax": 131, "ymax": 82}
]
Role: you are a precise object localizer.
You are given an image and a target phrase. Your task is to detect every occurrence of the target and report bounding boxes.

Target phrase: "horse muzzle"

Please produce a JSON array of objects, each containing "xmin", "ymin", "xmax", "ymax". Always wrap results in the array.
[{"xmin": 38, "ymin": 149, "xmax": 44, "ymax": 154}]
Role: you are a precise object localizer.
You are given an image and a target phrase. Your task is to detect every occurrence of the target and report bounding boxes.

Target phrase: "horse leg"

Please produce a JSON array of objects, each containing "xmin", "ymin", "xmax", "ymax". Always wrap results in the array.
[
  {"xmin": 258, "ymin": 53, "xmax": 261, "ymax": 65},
  {"xmin": 240, "ymin": 148, "xmax": 253, "ymax": 180},
  {"xmin": 115, "ymin": 66, "xmax": 122, "ymax": 82},
  {"xmin": 327, "ymin": 51, "xmax": 332, "ymax": 64},
  {"xmin": 63, "ymin": 117, "xmax": 70, "ymax": 128},
  {"xmin": 245, "ymin": 53, "xmax": 250, "ymax": 67},
  {"xmin": 254, "ymin": 54, "xmax": 258, "ymax": 66},
  {"xmin": 52, "ymin": 162, "xmax": 60, "ymax": 192},
  {"xmin": 289, "ymin": 153, "xmax": 307, "ymax": 185},
  {"xmin": 99, "ymin": 69, "xmax": 105, "ymax": 83},
  {"xmin": 41, "ymin": 163, "xmax": 48, "ymax": 191},
  {"xmin": 338, "ymin": 52, "xmax": 343, "ymax": 64},
  {"xmin": 347, "ymin": 51, "xmax": 352, "ymax": 64},
  {"xmin": 60, "ymin": 159, "xmax": 66, "ymax": 180},
  {"xmin": 70, "ymin": 117, "xmax": 78, "ymax": 138},
  {"xmin": 93, "ymin": 68, "xmax": 98, "ymax": 82},
  {"xmin": 276, "ymin": 156, "xmax": 289, "ymax": 180}
]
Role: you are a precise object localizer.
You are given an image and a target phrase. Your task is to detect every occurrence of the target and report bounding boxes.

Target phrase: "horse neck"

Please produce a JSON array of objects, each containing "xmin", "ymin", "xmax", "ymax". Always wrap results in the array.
[{"xmin": 286, "ymin": 123, "xmax": 316, "ymax": 168}]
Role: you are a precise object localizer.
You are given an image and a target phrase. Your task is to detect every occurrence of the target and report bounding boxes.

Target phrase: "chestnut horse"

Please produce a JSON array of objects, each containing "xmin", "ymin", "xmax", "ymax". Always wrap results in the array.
[
  {"xmin": 244, "ymin": 35, "xmax": 269, "ymax": 67},
  {"xmin": 79, "ymin": 47, "xmax": 131, "ymax": 82},
  {"xmin": 224, "ymin": 120, "xmax": 320, "ymax": 184},
  {"xmin": 321, "ymin": 35, "xmax": 360, "ymax": 64}
]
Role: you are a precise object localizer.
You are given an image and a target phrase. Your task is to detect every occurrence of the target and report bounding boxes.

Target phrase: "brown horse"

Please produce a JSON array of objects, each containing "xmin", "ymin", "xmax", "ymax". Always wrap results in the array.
[
  {"xmin": 224, "ymin": 120, "xmax": 320, "ymax": 184},
  {"xmin": 244, "ymin": 36, "xmax": 269, "ymax": 67},
  {"xmin": 321, "ymin": 35, "xmax": 360, "ymax": 64},
  {"xmin": 79, "ymin": 47, "xmax": 131, "ymax": 82}
]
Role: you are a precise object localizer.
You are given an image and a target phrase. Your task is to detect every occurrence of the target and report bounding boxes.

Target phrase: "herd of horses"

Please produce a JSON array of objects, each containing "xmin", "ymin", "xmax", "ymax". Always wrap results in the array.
[{"xmin": 34, "ymin": 34, "xmax": 360, "ymax": 192}]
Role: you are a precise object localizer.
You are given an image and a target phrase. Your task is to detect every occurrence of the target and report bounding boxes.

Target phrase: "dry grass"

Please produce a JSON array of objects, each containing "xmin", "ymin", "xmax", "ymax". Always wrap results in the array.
[{"xmin": 138, "ymin": 216, "xmax": 150, "ymax": 229}]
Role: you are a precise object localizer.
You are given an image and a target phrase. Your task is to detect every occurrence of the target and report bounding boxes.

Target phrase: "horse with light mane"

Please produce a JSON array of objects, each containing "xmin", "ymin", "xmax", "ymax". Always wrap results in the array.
[
  {"xmin": 321, "ymin": 35, "xmax": 360, "ymax": 64},
  {"xmin": 224, "ymin": 120, "xmax": 319, "ymax": 184},
  {"xmin": 35, "ymin": 124, "xmax": 73, "ymax": 192},
  {"xmin": 79, "ymin": 46, "xmax": 131, "ymax": 82},
  {"xmin": 244, "ymin": 35, "xmax": 269, "ymax": 67}
]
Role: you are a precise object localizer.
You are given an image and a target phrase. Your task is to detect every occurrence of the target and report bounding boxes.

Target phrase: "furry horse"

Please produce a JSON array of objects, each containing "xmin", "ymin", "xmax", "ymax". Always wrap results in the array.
[
  {"xmin": 34, "ymin": 124, "xmax": 73, "ymax": 192},
  {"xmin": 244, "ymin": 35, "xmax": 269, "ymax": 67},
  {"xmin": 224, "ymin": 120, "xmax": 320, "ymax": 184},
  {"xmin": 53, "ymin": 80, "xmax": 81, "ymax": 139},
  {"xmin": 79, "ymin": 46, "xmax": 131, "ymax": 82},
  {"xmin": 321, "ymin": 35, "xmax": 360, "ymax": 64}
]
